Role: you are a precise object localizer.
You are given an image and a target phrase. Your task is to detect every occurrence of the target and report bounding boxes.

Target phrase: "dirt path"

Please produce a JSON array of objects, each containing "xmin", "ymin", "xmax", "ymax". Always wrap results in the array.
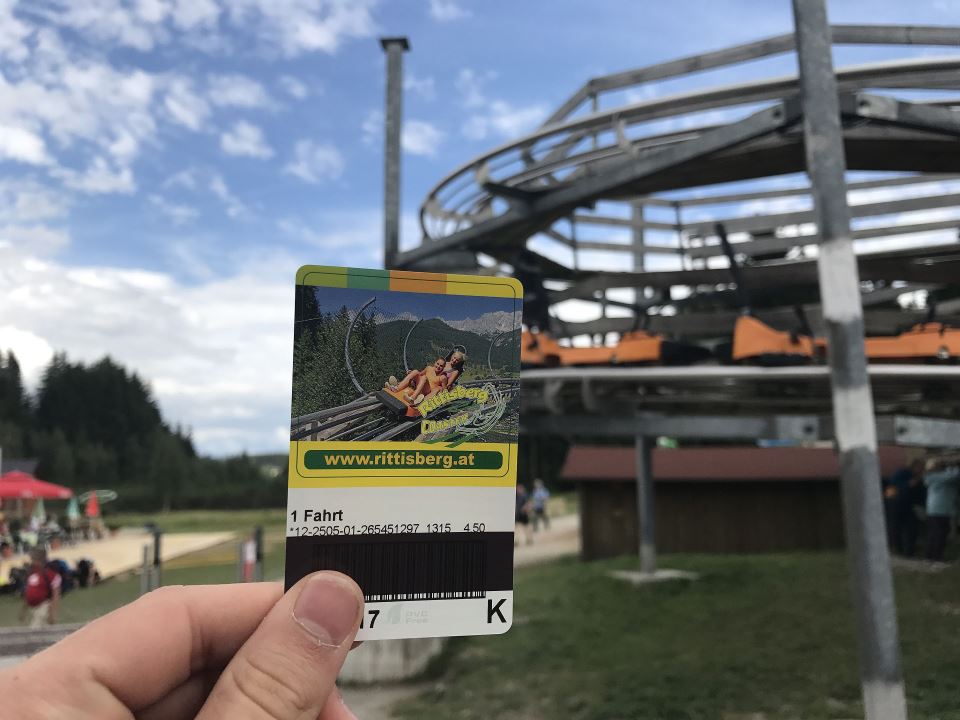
[
  {"xmin": 340, "ymin": 683, "xmax": 430, "ymax": 718},
  {"xmin": 515, "ymin": 512, "xmax": 580, "ymax": 566},
  {"xmin": 0, "ymin": 530, "xmax": 236, "ymax": 585}
]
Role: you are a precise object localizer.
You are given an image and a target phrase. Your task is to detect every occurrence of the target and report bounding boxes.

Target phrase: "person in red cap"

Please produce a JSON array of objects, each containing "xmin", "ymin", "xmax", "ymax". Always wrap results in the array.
[
  {"xmin": 85, "ymin": 492, "xmax": 104, "ymax": 540},
  {"xmin": 19, "ymin": 548, "xmax": 60, "ymax": 627}
]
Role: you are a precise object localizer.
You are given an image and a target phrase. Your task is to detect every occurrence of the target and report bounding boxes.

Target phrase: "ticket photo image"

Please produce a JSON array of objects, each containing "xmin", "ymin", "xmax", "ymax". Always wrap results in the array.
[
  {"xmin": 286, "ymin": 266, "xmax": 522, "ymax": 640},
  {"xmin": 291, "ymin": 269, "xmax": 521, "ymax": 447}
]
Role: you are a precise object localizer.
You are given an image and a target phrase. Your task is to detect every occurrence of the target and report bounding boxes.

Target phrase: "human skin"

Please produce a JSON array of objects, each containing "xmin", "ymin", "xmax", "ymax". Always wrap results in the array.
[{"xmin": 0, "ymin": 571, "xmax": 364, "ymax": 719}]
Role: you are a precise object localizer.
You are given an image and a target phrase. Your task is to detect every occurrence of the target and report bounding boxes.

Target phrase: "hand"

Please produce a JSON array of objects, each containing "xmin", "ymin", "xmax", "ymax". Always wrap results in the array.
[{"xmin": 0, "ymin": 571, "xmax": 364, "ymax": 719}]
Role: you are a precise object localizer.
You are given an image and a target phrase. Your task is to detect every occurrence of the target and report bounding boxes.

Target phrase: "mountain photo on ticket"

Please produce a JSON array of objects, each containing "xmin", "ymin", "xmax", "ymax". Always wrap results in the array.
[{"xmin": 291, "ymin": 269, "xmax": 521, "ymax": 446}]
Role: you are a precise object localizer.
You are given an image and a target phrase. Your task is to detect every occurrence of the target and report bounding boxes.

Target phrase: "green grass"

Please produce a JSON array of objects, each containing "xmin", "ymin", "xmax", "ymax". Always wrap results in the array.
[
  {"xmin": 395, "ymin": 553, "xmax": 960, "ymax": 720},
  {"xmin": 106, "ymin": 508, "xmax": 286, "ymax": 534}
]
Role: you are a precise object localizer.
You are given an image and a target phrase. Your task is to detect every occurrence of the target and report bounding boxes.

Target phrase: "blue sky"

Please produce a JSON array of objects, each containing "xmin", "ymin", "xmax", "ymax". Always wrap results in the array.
[{"xmin": 0, "ymin": 0, "xmax": 956, "ymax": 455}]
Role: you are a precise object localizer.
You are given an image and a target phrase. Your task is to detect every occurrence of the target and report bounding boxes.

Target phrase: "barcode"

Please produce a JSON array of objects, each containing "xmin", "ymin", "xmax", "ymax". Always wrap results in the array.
[{"xmin": 312, "ymin": 537, "xmax": 486, "ymax": 602}]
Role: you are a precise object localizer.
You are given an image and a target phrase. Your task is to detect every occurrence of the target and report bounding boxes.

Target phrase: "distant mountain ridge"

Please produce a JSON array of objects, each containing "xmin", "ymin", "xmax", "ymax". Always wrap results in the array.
[
  {"xmin": 446, "ymin": 311, "xmax": 519, "ymax": 337},
  {"xmin": 372, "ymin": 310, "xmax": 518, "ymax": 338}
]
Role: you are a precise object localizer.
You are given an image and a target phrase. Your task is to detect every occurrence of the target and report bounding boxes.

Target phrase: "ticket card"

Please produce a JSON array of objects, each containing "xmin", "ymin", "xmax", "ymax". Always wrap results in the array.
[{"xmin": 285, "ymin": 266, "xmax": 522, "ymax": 640}]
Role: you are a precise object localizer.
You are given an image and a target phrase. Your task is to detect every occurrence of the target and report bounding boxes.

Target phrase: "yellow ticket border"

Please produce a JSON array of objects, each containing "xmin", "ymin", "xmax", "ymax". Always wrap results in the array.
[{"xmin": 289, "ymin": 441, "xmax": 518, "ymax": 488}]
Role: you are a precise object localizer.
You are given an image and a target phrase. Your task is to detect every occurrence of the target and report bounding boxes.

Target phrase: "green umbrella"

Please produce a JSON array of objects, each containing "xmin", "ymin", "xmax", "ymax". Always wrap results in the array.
[{"xmin": 66, "ymin": 496, "xmax": 80, "ymax": 522}]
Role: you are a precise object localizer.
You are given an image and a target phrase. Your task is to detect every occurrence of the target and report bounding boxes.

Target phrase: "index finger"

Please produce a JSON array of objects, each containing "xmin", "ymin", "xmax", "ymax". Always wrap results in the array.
[{"xmin": 26, "ymin": 582, "xmax": 282, "ymax": 710}]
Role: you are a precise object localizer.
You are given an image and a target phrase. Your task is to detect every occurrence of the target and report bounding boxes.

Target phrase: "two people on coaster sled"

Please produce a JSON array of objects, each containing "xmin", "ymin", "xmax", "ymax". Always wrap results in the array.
[{"xmin": 385, "ymin": 351, "xmax": 465, "ymax": 406}]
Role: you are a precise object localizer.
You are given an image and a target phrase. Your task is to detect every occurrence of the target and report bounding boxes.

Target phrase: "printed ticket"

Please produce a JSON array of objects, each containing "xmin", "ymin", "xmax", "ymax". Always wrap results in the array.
[{"xmin": 285, "ymin": 266, "xmax": 522, "ymax": 640}]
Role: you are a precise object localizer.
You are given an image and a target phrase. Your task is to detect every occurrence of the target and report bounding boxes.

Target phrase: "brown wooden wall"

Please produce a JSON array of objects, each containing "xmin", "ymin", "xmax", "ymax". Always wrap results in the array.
[{"xmin": 579, "ymin": 480, "xmax": 845, "ymax": 559}]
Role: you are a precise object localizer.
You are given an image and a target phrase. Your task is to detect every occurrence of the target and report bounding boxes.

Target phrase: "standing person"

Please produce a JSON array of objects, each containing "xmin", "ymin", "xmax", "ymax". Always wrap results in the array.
[
  {"xmin": 889, "ymin": 459, "xmax": 925, "ymax": 557},
  {"xmin": 515, "ymin": 483, "xmax": 533, "ymax": 546},
  {"xmin": 925, "ymin": 457, "xmax": 960, "ymax": 562},
  {"xmin": 531, "ymin": 478, "xmax": 551, "ymax": 532},
  {"xmin": 19, "ymin": 548, "xmax": 60, "ymax": 628}
]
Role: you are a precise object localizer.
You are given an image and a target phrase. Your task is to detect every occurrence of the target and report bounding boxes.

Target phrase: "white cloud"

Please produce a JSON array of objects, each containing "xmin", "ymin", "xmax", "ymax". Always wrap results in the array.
[
  {"xmin": 455, "ymin": 68, "xmax": 492, "ymax": 108},
  {"xmin": 0, "ymin": 209, "xmax": 421, "ymax": 455},
  {"xmin": 429, "ymin": 0, "xmax": 471, "ymax": 21},
  {"xmin": 164, "ymin": 77, "xmax": 211, "ymax": 131},
  {"xmin": 55, "ymin": 157, "xmax": 136, "ymax": 194},
  {"xmin": 170, "ymin": 0, "xmax": 221, "ymax": 30},
  {"xmin": 402, "ymin": 120, "xmax": 444, "ymax": 157},
  {"xmin": 223, "ymin": 0, "xmax": 377, "ymax": 57},
  {"xmin": 462, "ymin": 100, "xmax": 546, "ymax": 141},
  {"xmin": 208, "ymin": 73, "xmax": 273, "ymax": 108},
  {"xmin": 279, "ymin": 75, "xmax": 310, "ymax": 100},
  {"xmin": 362, "ymin": 110, "xmax": 445, "ymax": 157},
  {"xmin": 0, "ymin": 223, "xmax": 69, "ymax": 256},
  {"xmin": 220, "ymin": 120, "xmax": 274, "ymax": 159},
  {"xmin": 0, "ymin": 180, "xmax": 69, "ymax": 223},
  {"xmin": 163, "ymin": 167, "xmax": 248, "ymax": 217},
  {"xmin": 277, "ymin": 208, "xmax": 419, "ymax": 260},
  {"xmin": 0, "ymin": 2, "xmax": 374, "ymax": 198},
  {"xmin": 41, "ymin": 0, "xmax": 375, "ymax": 58},
  {"xmin": 149, "ymin": 194, "xmax": 199, "ymax": 225},
  {"xmin": 0, "ymin": 46, "xmax": 160, "ymax": 191},
  {"xmin": 40, "ymin": 0, "xmax": 168, "ymax": 52},
  {"xmin": 0, "ymin": 245, "xmax": 298, "ymax": 455},
  {"xmin": 164, "ymin": 168, "xmax": 200, "ymax": 190},
  {"xmin": 0, "ymin": 325, "xmax": 54, "ymax": 384},
  {"xmin": 0, "ymin": 124, "xmax": 51, "ymax": 165},
  {"xmin": 361, "ymin": 109, "xmax": 382, "ymax": 146},
  {"xmin": 209, "ymin": 173, "xmax": 248, "ymax": 218},
  {"xmin": 455, "ymin": 68, "xmax": 546, "ymax": 141},
  {"xmin": 284, "ymin": 139, "xmax": 344, "ymax": 183},
  {"xmin": 404, "ymin": 73, "xmax": 436, "ymax": 100},
  {"xmin": 0, "ymin": 1, "xmax": 31, "ymax": 62}
]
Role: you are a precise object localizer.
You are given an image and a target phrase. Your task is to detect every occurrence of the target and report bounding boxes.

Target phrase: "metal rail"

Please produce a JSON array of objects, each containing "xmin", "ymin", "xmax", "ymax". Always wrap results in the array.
[
  {"xmin": 290, "ymin": 395, "xmax": 378, "ymax": 427},
  {"xmin": 408, "ymin": 25, "xmax": 960, "ymax": 341},
  {"xmin": 416, "ymin": 53, "xmax": 960, "ymax": 248},
  {"xmin": 402, "ymin": 318, "xmax": 422, "ymax": 374},
  {"xmin": 521, "ymin": 364, "xmax": 960, "ymax": 382}
]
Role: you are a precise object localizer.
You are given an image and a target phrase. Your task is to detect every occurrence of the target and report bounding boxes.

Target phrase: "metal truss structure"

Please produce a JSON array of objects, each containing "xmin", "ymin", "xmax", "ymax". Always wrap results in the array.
[
  {"xmin": 381, "ymin": 15, "xmax": 960, "ymax": 720},
  {"xmin": 401, "ymin": 24, "xmax": 960, "ymax": 342}
]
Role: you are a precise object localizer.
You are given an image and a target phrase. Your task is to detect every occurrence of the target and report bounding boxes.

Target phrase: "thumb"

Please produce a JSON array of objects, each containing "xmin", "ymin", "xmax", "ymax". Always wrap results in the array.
[{"xmin": 196, "ymin": 571, "xmax": 363, "ymax": 720}]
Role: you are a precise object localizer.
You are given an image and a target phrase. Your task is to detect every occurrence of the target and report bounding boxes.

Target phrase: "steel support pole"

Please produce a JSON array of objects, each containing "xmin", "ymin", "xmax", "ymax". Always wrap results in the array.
[
  {"xmin": 140, "ymin": 544, "xmax": 150, "ymax": 596},
  {"xmin": 380, "ymin": 37, "xmax": 409, "ymax": 270},
  {"xmin": 631, "ymin": 201, "xmax": 646, "ymax": 272},
  {"xmin": 152, "ymin": 528, "xmax": 163, "ymax": 590},
  {"xmin": 590, "ymin": 91, "xmax": 599, "ymax": 150},
  {"xmin": 631, "ymin": 201, "xmax": 646, "ymax": 312},
  {"xmin": 792, "ymin": 3, "xmax": 907, "ymax": 718},
  {"xmin": 635, "ymin": 435, "xmax": 656, "ymax": 575},
  {"xmin": 254, "ymin": 525, "xmax": 264, "ymax": 582}
]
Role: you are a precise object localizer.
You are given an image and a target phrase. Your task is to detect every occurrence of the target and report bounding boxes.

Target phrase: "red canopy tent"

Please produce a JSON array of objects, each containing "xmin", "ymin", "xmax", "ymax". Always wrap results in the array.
[{"xmin": 0, "ymin": 471, "xmax": 73, "ymax": 500}]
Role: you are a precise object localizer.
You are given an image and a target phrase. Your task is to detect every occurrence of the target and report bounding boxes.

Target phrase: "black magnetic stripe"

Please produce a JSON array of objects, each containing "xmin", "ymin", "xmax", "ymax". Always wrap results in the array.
[{"xmin": 284, "ymin": 531, "xmax": 514, "ymax": 597}]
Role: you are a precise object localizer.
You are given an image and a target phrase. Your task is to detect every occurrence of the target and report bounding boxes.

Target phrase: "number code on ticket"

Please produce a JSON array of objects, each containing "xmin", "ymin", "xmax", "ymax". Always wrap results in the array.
[{"xmin": 285, "ymin": 266, "xmax": 522, "ymax": 640}]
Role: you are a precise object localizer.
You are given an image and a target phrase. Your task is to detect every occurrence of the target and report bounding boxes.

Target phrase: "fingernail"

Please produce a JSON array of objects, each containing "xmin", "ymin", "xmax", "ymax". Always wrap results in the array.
[{"xmin": 293, "ymin": 573, "xmax": 361, "ymax": 647}]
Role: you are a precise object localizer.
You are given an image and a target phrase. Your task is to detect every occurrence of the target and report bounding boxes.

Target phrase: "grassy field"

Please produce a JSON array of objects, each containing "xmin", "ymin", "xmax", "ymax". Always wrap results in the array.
[
  {"xmin": 396, "ymin": 553, "xmax": 960, "ymax": 720},
  {"xmin": 0, "ymin": 509, "xmax": 287, "ymax": 627},
  {"xmin": 105, "ymin": 508, "xmax": 286, "ymax": 534}
]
